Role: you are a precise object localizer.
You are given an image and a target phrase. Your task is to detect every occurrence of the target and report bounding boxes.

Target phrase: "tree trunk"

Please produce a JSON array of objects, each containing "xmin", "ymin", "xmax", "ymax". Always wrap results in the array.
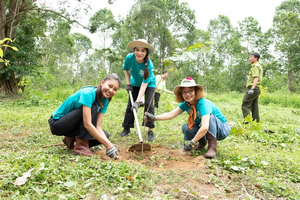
[
  {"xmin": 287, "ymin": 70, "xmax": 293, "ymax": 92},
  {"xmin": 0, "ymin": 0, "xmax": 6, "ymax": 39},
  {"xmin": 0, "ymin": 71, "xmax": 18, "ymax": 95},
  {"xmin": 0, "ymin": 0, "xmax": 37, "ymax": 95}
]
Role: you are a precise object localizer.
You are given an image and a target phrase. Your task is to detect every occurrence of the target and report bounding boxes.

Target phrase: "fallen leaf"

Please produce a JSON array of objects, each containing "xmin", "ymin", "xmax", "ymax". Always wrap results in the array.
[
  {"xmin": 63, "ymin": 181, "xmax": 75, "ymax": 187},
  {"xmin": 126, "ymin": 176, "xmax": 134, "ymax": 181},
  {"xmin": 14, "ymin": 168, "xmax": 34, "ymax": 186}
]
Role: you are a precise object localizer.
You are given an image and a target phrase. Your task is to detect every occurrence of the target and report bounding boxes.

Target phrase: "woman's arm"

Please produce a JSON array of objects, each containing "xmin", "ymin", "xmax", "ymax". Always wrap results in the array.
[
  {"xmin": 136, "ymin": 82, "xmax": 148, "ymax": 103},
  {"xmin": 192, "ymin": 114, "xmax": 210, "ymax": 142},
  {"xmin": 124, "ymin": 70, "xmax": 131, "ymax": 85},
  {"xmin": 82, "ymin": 106, "xmax": 113, "ymax": 149},
  {"xmin": 156, "ymin": 107, "xmax": 184, "ymax": 121}
]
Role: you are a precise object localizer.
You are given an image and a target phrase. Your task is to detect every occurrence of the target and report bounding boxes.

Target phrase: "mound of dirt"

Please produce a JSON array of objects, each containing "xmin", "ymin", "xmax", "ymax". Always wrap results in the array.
[{"xmin": 95, "ymin": 144, "xmax": 206, "ymax": 171}]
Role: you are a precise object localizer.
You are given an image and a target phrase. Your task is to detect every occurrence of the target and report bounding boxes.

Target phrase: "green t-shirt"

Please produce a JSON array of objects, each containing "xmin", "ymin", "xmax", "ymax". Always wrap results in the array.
[
  {"xmin": 123, "ymin": 53, "xmax": 156, "ymax": 88},
  {"xmin": 52, "ymin": 86, "xmax": 109, "ymax": 119},
  {"xmin": 178, "ymin": 98, "xmax": 227, "ymax": 124},
  {"xmin": 246, "ymin": 61, "xmax": 263, "ymax": 87}
]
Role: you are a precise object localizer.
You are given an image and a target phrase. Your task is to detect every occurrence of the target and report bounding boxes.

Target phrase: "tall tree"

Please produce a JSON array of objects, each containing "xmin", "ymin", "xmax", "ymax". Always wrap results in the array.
[
  {"xmin": 71, "ymin": 32, "xmax": 92, "ymax": 84},
  {"xmin": 112, "ymin": 0, "xmax": 196, "ymax": 72},
  {"xmin": 89, "ymin": 8, "xmax": 117, "ymax": 71},
  {"xmin": 207, "ymin": 15, "xmax": 233, "ymax": 91},
  {"xmin": 0, "ymin": 0, "xmax": 39, "ymax": 95},
  {"xmin": 273, "ymin": 0, "xmax": 300, "ymax": 92}
]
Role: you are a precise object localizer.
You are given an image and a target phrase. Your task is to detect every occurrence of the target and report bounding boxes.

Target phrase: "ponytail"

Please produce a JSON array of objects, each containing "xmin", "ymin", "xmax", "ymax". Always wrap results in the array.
[{"xmin": 144, "ymin": 49, "xmax": 150, "ymax": 79}]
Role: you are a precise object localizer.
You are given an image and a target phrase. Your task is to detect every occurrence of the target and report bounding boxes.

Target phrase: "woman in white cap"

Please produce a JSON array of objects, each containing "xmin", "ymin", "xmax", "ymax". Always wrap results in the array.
[
  {"xmin": 144, "ymin": 77, "xmax": 230, "ymax": 158},
  {"xmin": 120, "ymin": 39, "xmax": 156, "ymax": 141}
]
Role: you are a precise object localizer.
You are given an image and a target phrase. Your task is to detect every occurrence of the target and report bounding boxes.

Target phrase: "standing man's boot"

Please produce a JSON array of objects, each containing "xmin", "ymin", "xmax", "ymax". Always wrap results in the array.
[
  {"xmin": 204, "ymin": 133, "xmax": 217, "ymax": 158},
  {"xmin": 63, "ymin": 136, "xmax": 76, "ymax": 150},
  {"xmin": 195, "ymin": 137, "xmax": 207, "ymax": 150},
  {"xmin": 73, "ymin": 137, "xmax": 95, "ymax": 157}
]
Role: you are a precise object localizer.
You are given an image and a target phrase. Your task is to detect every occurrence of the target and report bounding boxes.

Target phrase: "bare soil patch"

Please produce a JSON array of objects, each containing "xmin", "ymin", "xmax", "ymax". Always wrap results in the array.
[
  {"xmin": 95, "ymin": 144, "xmax": 236, "ymax": 199},
  {"xmin": 96, "ymin": 144, "xmax": 206, "ymax": 171},
  {"xmin": 0, "ymin": 132, "xmax": 30, "ymax": 140}
]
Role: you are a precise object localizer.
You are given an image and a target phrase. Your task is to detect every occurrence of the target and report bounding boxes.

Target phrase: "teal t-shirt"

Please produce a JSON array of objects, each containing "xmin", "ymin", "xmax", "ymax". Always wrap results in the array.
[
  {"xmin": 178, "ymin": 98, "xmax": 227, "ymax": 124},
  {"xmin": 122, "ymin": 53, "xmax": 156, "ymax": 88},
  {"xmin": 52, "ymin": 86, "xmax": 109, "ymax": 119}
]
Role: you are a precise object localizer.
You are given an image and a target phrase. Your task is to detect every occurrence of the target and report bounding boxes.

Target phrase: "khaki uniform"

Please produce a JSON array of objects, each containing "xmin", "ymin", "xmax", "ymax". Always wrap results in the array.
[{"xmin": 242, "ymin": 61, "xmax": 263, "ymax": 122}]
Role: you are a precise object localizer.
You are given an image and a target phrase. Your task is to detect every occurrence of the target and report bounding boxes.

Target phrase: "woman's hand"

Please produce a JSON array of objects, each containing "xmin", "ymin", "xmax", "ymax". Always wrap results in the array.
[
  {"xmin": 144, "ymin": 112, "xmax": 157, "ymax": 122},
  {"xmin": 184, "ymin": 140, "xmax": 195, "ymax": 151},
  {"xmin": 106, "ymin": 146, "xmax": 119, "ymax": 159},
  {"xmin": 126, "ymin": 84, "xmax": 132, "ymax": 93},
  {"xmin": 131, "ymin": 102, "xmax": 139, "ymax": 112}
]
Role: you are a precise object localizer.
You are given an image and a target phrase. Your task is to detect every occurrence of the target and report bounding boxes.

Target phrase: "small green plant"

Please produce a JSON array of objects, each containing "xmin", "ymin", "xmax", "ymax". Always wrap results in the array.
[{"xmin": 230, "ymin": 115, "xmax": 267, "ymax": 142}]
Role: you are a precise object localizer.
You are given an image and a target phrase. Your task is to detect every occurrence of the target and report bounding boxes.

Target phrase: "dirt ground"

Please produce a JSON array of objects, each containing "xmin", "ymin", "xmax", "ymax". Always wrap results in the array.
[
  {"xmin": 95, "ymin": 144, "xmax": 237, "ymax": 199},
  {"xmin": 96, "ymin": 144, "xmax": 206, "ymax": 171}
]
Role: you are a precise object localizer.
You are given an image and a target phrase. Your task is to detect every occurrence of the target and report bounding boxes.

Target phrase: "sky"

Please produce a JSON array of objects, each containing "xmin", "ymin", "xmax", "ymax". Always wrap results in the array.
[{"xmin": 44, "ymin": 0, "xmax": 286, "ymax": 48}]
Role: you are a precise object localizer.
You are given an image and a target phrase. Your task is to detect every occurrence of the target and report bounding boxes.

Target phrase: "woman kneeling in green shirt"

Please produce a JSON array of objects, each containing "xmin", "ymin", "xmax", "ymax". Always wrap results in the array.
[
  {"xmin": 48, "ymin": 74, "xmax": 120, "ymax": 159},
  {"xmin": 144, "ymin": 77, "xmax": 231, "ymax": 158}
]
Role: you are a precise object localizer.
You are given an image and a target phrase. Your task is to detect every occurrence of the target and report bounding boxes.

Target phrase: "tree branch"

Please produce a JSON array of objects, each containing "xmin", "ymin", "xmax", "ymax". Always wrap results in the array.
[
  {"xmin": 1, "ymin": 6, "xmax": 89, "ymax": 32},
  {"xmin": 36, "ymin": 8, "xmax": 89, "ymax": 30}
]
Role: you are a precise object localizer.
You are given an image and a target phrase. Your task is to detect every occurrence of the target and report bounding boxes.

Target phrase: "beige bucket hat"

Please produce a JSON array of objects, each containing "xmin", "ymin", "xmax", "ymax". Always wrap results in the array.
[
  {"xmin": 174, "ymin": 77, "xmax": 204, "ymax": 95},
  {"xmin": 127, "ymin": 39, "xmax": 154, "ymax": 53}
]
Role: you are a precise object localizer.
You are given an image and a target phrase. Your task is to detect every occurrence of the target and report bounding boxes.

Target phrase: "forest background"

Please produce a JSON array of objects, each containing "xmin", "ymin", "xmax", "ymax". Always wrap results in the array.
[{"xmin": 1, "ymin": 0, "xmax": 300, "ymax": 96}]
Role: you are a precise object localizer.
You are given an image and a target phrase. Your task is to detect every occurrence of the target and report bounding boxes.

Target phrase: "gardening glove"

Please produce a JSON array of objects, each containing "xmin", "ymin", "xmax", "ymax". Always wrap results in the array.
[
  {"xmin": 131, "ymin": 102, "xmax": 139, "ymax": 112},
  {"xmin": 126, "ymin": 84, "xmax": 132, "ymax": 93},
  {"xmin": 184, "ymin": 140, "xmax": 195, "ymax": 151},
  {"xmin": 247, "ymin": 88, "xmax": 254, "ymax": 95},
  {"xmin": 106, "ymin": 146, "xmax": 119, "ymax": 159},
  {"xmin": 144, "ymin": 112, "xmax": 157, "ymax": 122}
]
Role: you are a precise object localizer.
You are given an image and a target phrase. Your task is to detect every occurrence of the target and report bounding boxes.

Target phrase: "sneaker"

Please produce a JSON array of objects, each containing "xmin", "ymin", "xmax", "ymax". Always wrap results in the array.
[
  {"xmin": 120, "ymin": 128, "xmax": 130, "ymax": 137},
  {"xmin": 147, "ymin": 130, "xmax": 154, "ymax": 141}
]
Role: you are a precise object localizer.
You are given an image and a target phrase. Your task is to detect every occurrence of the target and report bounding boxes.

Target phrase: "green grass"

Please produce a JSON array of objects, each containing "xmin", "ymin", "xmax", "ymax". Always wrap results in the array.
[{"xmin": 1, "ymin": 89, "xmax": 300, "ymax": 199}]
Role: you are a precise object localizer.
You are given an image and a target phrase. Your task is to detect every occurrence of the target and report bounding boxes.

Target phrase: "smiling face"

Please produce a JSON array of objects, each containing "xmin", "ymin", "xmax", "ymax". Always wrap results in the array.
[
  {"xmin": 181, "ymin": 87, "xmax": 195, "ymax": 103},
  {"xmin": 134, "ymin": 47, "xmax": 148, "ymax": 64},
  {"xmin": 101, "ymin": 79, "xmax": 119, "ymax": 98}
]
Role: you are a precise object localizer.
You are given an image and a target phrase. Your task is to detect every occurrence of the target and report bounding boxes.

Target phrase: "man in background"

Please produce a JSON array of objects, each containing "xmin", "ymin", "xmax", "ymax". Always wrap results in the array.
[
  {"xmin": 241, "ymin": 52, "xmax": 263, "ymax": 123},
  {"xmin": 155, "ymin": 70, "xmax": 172, "ymax": 108}
]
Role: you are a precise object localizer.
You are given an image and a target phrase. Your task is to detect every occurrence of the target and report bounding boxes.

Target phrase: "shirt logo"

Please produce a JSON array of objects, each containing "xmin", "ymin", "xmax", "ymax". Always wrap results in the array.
[
  {"xmin": 139, "ymin": 70, "xmax": 144, "ymax": 77},
  {"xmin": 197, "ymin": 111, "xmax": 201, "ymax": 118}
]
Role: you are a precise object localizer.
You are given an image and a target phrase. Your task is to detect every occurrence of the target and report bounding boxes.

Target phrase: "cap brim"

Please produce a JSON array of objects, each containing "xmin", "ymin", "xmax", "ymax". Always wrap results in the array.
[{"xmin": 127, "ymin": 41, "xmax": 154, "ymax": 53}]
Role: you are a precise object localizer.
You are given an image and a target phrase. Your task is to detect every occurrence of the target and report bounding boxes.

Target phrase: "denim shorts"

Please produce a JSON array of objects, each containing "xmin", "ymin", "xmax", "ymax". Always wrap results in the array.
[{"xmin": 182, "ymin": 114, "xmax": 230, "ymax": 141}]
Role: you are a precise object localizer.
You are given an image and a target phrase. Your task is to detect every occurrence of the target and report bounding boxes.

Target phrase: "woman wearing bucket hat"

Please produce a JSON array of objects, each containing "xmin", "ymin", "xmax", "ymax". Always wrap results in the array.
[
  {"xmin": 120, "ymin": 39, "xmax": 156, "ymax": 141},
  {"xmin": 144, "ymin": 77, "xmax": 231, "ymax": 158}
]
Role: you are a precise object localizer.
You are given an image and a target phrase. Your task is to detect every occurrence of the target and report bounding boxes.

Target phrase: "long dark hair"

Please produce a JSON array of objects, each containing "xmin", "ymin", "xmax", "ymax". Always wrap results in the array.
[
  {"xmin": 143, "ymin": 49, "xmax": 150, "ymax": 79},
  {"xmin": 96, "ymin": 73, "xmax": 121, "ymax": 109}
]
